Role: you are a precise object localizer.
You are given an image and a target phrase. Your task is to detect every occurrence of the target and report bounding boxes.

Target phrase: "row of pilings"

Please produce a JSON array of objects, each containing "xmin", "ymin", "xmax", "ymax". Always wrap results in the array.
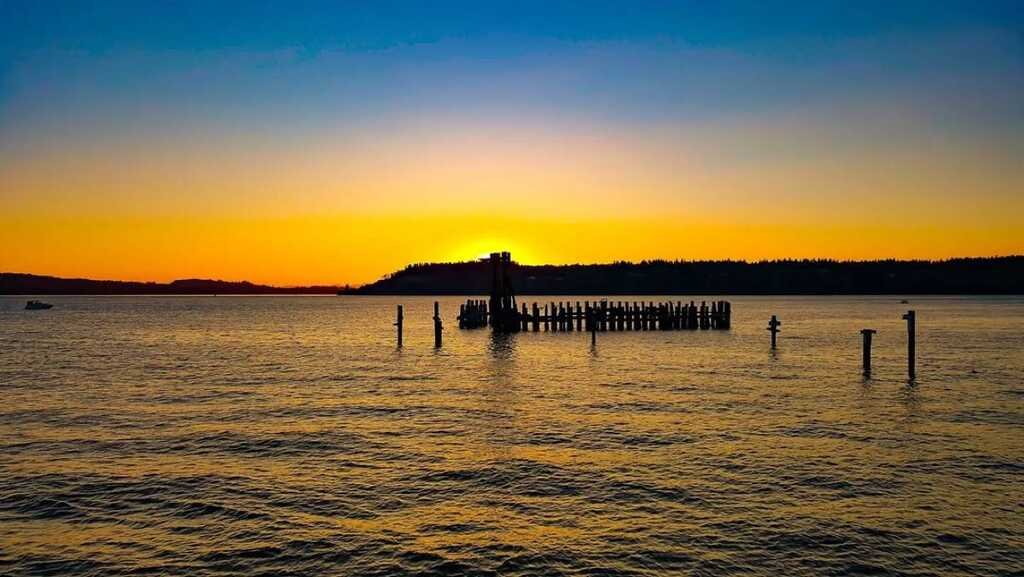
[
  {"xmin": 459, "ymin": 299, "xmax": 489, "ymax": 329},
  {"xmin": 408, "ymin": 303, "xmax": 919, "ymax": 381},
  {"xmin": 459, "ymin": 299, "xmax": 731, "ymax": 333}
]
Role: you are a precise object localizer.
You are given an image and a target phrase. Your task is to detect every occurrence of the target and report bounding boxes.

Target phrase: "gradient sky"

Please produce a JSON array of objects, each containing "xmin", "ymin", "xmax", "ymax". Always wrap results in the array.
[{"xmin": 1, "ymin": 1, "xmax": 1022, "ymax": 285}]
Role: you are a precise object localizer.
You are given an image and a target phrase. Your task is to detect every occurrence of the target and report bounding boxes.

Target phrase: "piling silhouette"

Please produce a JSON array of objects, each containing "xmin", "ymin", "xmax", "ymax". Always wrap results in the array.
[
  {"xmin": 902, "ymin": 310, "xmax": 916, "ymax": 380},
  {"xmin": 861, "ymin": 329, "xmax": 876, "ymax": 376},
  {"xmin": 433, "ymin": 301, "xmax": 443, "ymax": 348},
  {"xmin": 395, "ymin": 305, "xmax": 403, "ymax": 347},
  {"xmin": 767, "ymin": 315, "xmax": 781, "ymax": 349}
]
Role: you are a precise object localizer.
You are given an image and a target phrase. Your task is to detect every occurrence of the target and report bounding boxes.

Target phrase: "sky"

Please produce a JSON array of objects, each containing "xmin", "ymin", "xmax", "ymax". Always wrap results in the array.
[{"xmin": 1, "ymin": 1, "xmax": 1022, "ymax": 285}]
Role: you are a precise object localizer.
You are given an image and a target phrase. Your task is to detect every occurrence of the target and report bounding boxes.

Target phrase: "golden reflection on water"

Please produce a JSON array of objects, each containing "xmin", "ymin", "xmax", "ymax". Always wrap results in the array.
[{"xmin": 1, "ymin": 295, "xmax": 1022, "ymax": 575}]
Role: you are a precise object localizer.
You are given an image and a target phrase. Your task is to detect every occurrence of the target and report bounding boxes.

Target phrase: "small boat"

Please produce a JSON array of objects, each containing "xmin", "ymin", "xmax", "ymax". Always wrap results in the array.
[
  {"xmin": 900, "ymin": 299, "xmax": 910, "ymax": 304},
  {"xmin": 25, "ymin": 300, "xmax": 53, "ymax": 310}
]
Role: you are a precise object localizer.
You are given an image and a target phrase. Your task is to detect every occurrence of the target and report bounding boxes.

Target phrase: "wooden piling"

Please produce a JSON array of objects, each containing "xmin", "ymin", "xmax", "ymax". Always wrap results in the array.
[
  {"xmin": 861, "ymin": 329, "xmax": 876, "ymax": 376},
  {"xmin": 588, "ymin": 305, "xmax": 597, "ymax": 346},
  {"xmin": 767, "ymin": 315, "xmax": 781, "ymax": 349},
  {"xmin": 902, "ymin": 310, "xmax": 916, "ymax": 380},
  {"xmin": 396, "ymin": 305, "xmax": 404, "ymax": 347},
  {"xmin": 432, "ymin": 302, "xmax": 443, "ymax": 348}
]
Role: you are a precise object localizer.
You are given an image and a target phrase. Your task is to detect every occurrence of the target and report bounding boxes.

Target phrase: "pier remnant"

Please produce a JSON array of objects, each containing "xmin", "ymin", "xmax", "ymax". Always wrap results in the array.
[
  {"xmin": 433, "ymin": 301, "xmax": 443, "ymax": 348},
  {"xmin": 902, "ymin": 310, "xmax": 916, "ymax": 380},
  {"xmin": 767, "ymin": 315, "xmax": 781, "ymax": 349},
  {"xmin": 458, "ymin": 295, "xmax": 734, "ymax": 335},
  {"xmin": 395, "ymin": 305, "xmax": 403, "ymax": 347},
  {"xmin": 860, "ymin": 329, "xmax": 876, "ymax": 376},
  {"xmin": 457, "ymin": 252, "xmax": 732, "ymax": 336}
]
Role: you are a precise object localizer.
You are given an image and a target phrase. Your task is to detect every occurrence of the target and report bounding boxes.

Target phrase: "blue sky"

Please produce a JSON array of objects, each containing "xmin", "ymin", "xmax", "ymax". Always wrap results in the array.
[
  {"xmin": 3, "ymin": 1, "xmax": 1021, "ymax": 54},
  {"xmin": 3, "ymin": 2, "xmax": 1020, "ymax": 134}
]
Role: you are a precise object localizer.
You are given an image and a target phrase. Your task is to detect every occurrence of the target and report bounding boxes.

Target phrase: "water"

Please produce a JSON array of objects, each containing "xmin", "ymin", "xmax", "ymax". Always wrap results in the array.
[{"xmin": 1, "ymin": 295, "xmax": 1021, "ymax": 576}]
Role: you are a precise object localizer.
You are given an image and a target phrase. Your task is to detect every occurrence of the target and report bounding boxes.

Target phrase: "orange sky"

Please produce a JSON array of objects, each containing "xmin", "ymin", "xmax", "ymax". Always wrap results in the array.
[
  {"xmin": 2, "ymin": 6, "xmax": 1022, "ymax": 285},
  {"xmin": 3, "ymin": 113, "xmax": 1021, "ymax": 285}
]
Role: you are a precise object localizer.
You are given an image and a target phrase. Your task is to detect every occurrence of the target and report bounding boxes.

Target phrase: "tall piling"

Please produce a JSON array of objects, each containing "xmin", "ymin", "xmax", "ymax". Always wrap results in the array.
[
  {"xmin": 433, "ymin": 301, "xmax": 442, "ymax": 348},
  {"xmin": 861, "ymin": 329, "xmax": 876, "ymax": 376},
  {"xmin": 902, "ymin": 310, "xmax": 916, "ymax": 380},
  {"xmin": 588, "ymin": 306, "xmax": 597, "ymax": 346},
  {"xmin": 395, "ymin": 305, "xmax": 404, "ymax": 347}
]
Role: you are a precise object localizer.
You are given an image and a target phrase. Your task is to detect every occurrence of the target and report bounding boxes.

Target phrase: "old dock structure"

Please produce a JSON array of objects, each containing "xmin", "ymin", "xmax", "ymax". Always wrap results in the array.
[{"xmin": 456, "ymin": 252, "xmax": 732, "ymax": 334}]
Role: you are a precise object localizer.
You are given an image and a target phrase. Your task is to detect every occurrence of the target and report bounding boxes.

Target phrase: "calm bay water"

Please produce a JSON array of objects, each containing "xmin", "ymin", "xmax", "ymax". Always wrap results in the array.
[{"xmin": 1, "ymin": 295, "xmax": 1021, "ymax": 576}]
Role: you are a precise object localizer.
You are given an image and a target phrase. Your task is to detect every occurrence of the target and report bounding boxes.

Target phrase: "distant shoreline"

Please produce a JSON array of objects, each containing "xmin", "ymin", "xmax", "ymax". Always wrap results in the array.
[
  {"xmin": 0, "ymin": 274, "xmax": 344, "ymax": 296},
  {"xmin": 4, "ymin": 256, "xmax": 1022, "ymax": 295}
]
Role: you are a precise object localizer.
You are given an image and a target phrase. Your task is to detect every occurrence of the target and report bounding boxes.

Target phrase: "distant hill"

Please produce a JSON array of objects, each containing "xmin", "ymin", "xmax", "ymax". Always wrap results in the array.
[
  {"xmin": 0, "ymin": 273, "xmax": 342, "ymax": 295},
  {"xmin": 353, "ymin": 256, "xmax": 1024, "ymax": 295}
]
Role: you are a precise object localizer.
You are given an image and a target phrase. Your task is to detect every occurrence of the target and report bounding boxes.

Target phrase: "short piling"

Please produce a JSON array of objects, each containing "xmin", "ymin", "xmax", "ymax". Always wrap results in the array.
[{"xmin": 767, "ymin": 315, "xmax": 781, "ymax": 349}]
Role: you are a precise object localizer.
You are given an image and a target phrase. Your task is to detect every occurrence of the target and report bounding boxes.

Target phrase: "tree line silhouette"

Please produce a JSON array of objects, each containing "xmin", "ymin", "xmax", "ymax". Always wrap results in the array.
[{"xmin": 350, "ymin": 256, "xmax": 1024, "ymax": 295}]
